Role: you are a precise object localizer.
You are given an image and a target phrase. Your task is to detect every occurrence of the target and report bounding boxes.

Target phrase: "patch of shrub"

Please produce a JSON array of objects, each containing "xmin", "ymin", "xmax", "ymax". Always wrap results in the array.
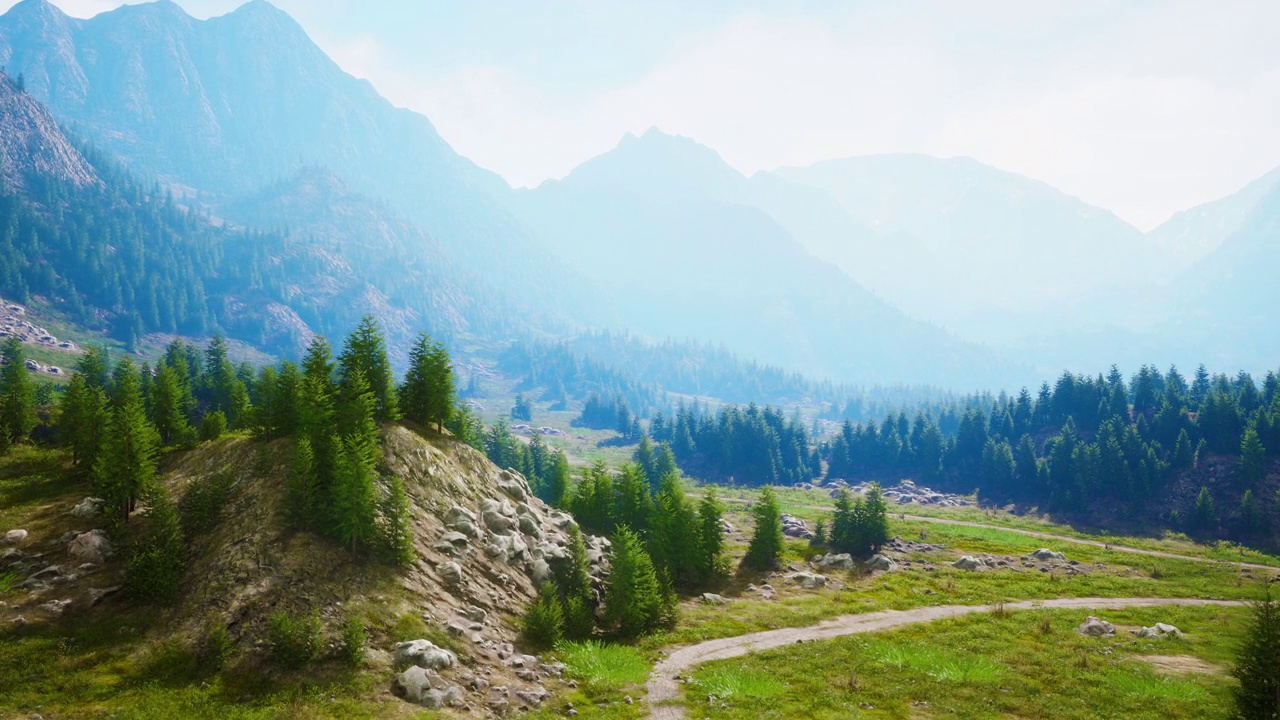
[
  {"xmin": 178, "ymin": 466, "xmax": 237, "ymax": 538},
  {"xmin": 200, "ymin": 411, "xmax": 227, "ymax": 442},
  {"xmin": 267, "ymin": 608, "xmax": 322, "ymax": 669},
  {"xmin": 339, "ymin": 613, "xmax": 366, "ymax": 667},
  {"xmin": 200, "ymin": 624, "xmax": 233, "ymax": 672},
  {"xmin": 523, "ymin": 583, "xmax": 565, "ymax": 649}
]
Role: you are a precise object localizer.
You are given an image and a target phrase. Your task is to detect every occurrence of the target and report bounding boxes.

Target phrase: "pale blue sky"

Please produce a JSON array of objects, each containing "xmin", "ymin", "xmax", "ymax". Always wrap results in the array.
[{"xmin": 7, "ymin": 0, "xmax": 1280, "ymax": 229}]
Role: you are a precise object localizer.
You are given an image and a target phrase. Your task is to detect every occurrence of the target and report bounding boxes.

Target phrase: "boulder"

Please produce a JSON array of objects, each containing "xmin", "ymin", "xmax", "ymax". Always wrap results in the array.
[
  {"xmin": 438, "ymin": 561, "xmax": 463, "ymax": 585},
  {"xmin": 439, "ymin": 531, "xmax": 470, "ymax": 547},
  {"xmin": 498, "ymin": 473, "xmax": 529, "ymax": 501},
  {"xmin": 700, "ymin": 593, "xmax": 730, "ymax": 605},
  {"xmin": 518, "ymin": 515, "xmax": 542, "ymax": 538},
  {"xmin": 392, "ymin": 665, "xmax": 464, "ymax": 708},
  {"xmin": 68, "ymin": 530, "xmax": 111, "ymax": 565},
  {"xmin": 779, "ymin": 513, "xmax": 812, "ymax": 539},
  {"xmin": 1076, "ymin": 616, "xmax": 1116, "ymax": 637},
  {"xmin": 515, "ymin": 686, "xmax": 550, "ymax": 707},
  {"xmin": 952, "ymin": 556, "xmax": 986, "ymax": 571},
  {"xmin": 2, "ymin": 529, "xmax": 28, "ymax": 545},
  {"xmin": 864, "ymin": 554, "xmax": 898, "ymax": 572},
  {"xmin": 450, "ymin": 519, "xmax": 480, "ymax": 539},
  {"xmin": 393, "ymin": 639, "xmax": 458, "ymax": 670},
  {"xmin": 1134, "ymin": 622, "xmax": 1183, "ymax": 639},
  {"xmin": 70, "ymin": 497, "xmax": 105, "ymax": 518},
  {"xmin": 787, "ymin": 572, "xmax": 828, "ymax": 589},
  {"xmin": 815, "ymin": 553, "xmax": 856, "ymax": 571},
  {"xmin": 483, "ymin": 510, "xmax": 517, "ymax": 535},
  {"xmin": 1031, "ymin": 548, "xmax": 1066, "ymax": 562},
  {"xmin": 529, "ymin": 559, "xmax": 552, "ymax": 584}
]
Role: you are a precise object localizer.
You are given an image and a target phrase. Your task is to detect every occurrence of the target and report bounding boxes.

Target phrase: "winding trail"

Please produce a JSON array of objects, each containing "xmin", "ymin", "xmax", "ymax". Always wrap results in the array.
[
  {"xmin": 699, "ymin": 493, "xmax": 1280, "ymax": 573},
  {"xmin": 646, "ymin": 596, "xmax": 1247, "ymax": 719}
]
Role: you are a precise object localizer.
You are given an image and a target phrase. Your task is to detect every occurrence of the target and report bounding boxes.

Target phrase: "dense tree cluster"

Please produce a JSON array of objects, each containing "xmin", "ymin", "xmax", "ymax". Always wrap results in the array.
[
  {"xmin": 823, "ymin": 365, "xmax": 1280, "ymax": 547},
  {"xmin": 497, "ymin": 340, "xmax": 662, "ymax": 414},
  {"xmin": 481, "ymin": 421, "xmax": 572, "ymax": 508},
  {"xmin": 648, "ymin": 402, "xmax": 821, "ymax": 486},
  {"xmin": 573, "ymin": 393, "xmax": 641, "ymax": 439}
]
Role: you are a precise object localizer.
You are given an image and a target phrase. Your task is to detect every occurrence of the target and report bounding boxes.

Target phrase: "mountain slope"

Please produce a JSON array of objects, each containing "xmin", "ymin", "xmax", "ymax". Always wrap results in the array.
[
  {"xmin": 0, "ymin": 69, "xmax": 95, "ymax": 191},
  {"xmin": 1149, "ymin": 165, "xmax": 1280, "ymax": 272},
  {"xmin": 769, "ymin": 154, "xmax": 1164, "ymax": 331},
  {"xmin": 0, "ymin": 0, "xmax": 591, "ymax": 326},
  {"xmin": 510, "ymin": 129, "xmax": 1023, "ymax": 388}
]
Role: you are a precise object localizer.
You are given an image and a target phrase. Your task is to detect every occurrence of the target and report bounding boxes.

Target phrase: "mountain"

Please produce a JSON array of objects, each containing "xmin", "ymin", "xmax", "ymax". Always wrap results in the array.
[
  {"xmin": 510, "ymin": 129, "xmax": 1024, "ymax": 388},
  {"xmin": 1149, "ymin": 166, "xmax": 1280, "ymax": 272},
  {"xmin": 768, "ymin": 154, "xmax": 1164, "ymax": 335},
  {"xmin": 1163, "ymin": 169, "xmax": 1280, "ymax": 368},
  {"xmin": 0, "ymin": 69, "xmax": 95, "ymax": 191},
  {"xmin": 0, "ymin": 0, "xmax": 591, "ymax": 326}
]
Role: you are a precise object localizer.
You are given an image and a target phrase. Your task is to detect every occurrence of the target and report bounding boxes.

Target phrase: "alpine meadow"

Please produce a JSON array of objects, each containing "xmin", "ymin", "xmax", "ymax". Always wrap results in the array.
[{"xmin": 0, "ymin": 2, "xmax": 1278, "ymax": 719}]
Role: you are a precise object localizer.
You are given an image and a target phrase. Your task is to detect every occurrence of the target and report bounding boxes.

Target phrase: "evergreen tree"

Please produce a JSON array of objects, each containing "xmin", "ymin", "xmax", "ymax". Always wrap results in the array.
[
  {"xmin": 522, "ymin": 582, "xmax": 565, "ymax": 649},
  {"xmin": 1189, "ymin": 486, "xmax": 1218, "ymax": 538},
  {"xmin": 125, "ymin": 485, "xmax": 184, "ymax": 603},
  {"xmin": 543, "ymin": 452, "xmax": 571, "ymax": 508},
  {"xmin": 400, "ymin": 332, "xmax": 455, "ymax": 431},
  {"xmin": 552, "ymin": 524, "xmax": 597, "ymax": 639},
  {"xmin": 59, "ymin": 373, "xmax": 108, "ymax": 469},
  {"xmin": 1230, "ymin": 589, "xmax": 1280, "ymax": 720},
  {"xmin": 199, "ymin": 410, "xmax": 226, "ymax": 442},
  {"xmin": 0, "ymin": 337, "xmax": 34, "ymax": 445},
  {"xmin": 633, "ymin": 434, "xmax": 657, "ymax": 489},
  {"xmin": 286, "ymin": 437, "xmax": 317, "ymax": 531},
  {"xmin": 338, "ymin": 316, "xmax": 398, "ymax": 421},
  {"xmin": 76, "ymin": 345, "xmax": 111, "ymax": 390},
  {"xmin": 378, "ymin": 475, "xmax": 416, "ymax": 565},
  {"xmin": 149, "ymin": 363, "xmax": 191, "ymax": 446},
  {"xmin": 604, "ymin": 526, "xmax": 671, "ymax": 638},
  {"xmin": 862, "ymin": 483, "xmax": 891, "ymax": 553},
  {"xmin": 648, "ymin": 472, "xmax": 699, "ymax": 588},
  {"xmin": 742, "ymin": 486, "xmax": 785, "ymax": 571},
  {"xmin": 94, "ymin": 359, "xmax": 160, "ymax": 522},
  {"xmin": 332, "ymin": 371, "xmax": 379, "ymax": 553},
  {"xmin": 613, "ymin": 463, "xmax": 653, "ymax": 535},
  {"xmin": 1241, "ymin": 426, "xmax": 1267, "ymax": 488},
  {"xmin": 695, "ymin": 489, "xmax": 727, "ymax": 582}
]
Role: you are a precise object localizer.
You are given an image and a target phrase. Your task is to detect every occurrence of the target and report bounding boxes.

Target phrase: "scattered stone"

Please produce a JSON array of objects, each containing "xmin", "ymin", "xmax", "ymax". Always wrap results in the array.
[
  {"xmin": 1077, "ymin": 616, "xmax": 1116, "ymax": 637},
  {"xmin": 515, "ymin": 686, "xmax": 550, "ymax": 707},
  {"xmin": 393, "ymin": 639, "xmax": 458, "ymax": 670},
  {"xmin": 39, "ymin": 599, "xmax": 72, "ymax": 616},
  {"xmin": 952, "ymin": 556, "xmax": 987, "ymax": 571},
  {"xmin": 2, "ymin": 529, "xmax": 27, "ymax": 545},
  {"xmin": 780, "ymin": 513, "xmax": 812, "ymax": 539}
]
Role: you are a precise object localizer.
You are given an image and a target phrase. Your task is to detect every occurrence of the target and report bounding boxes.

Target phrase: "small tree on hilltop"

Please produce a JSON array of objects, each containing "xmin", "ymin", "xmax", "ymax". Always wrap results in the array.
[
  {"xmin": 1231, "ymin": 587, "xmax": 1280, "ymax": 720},
  {"xmin": 742, "ymin": 486, "xmax": 784, "ymax": 571},
  {"xmin": 604, "ymin": 526, "xmax": 672, "ymax": 638}
]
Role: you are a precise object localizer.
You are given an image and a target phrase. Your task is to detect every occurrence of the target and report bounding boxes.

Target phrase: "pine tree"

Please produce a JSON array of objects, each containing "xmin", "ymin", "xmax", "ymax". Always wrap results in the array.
[
  {"xmin": 604, "ymin": 526, "xmax": 671, "ymax": 638},
  {"xmin": 1240, "ymin": 426, "xmax": 1267, "ymax": 488},
  {"xmin": 1190, "ymin": 486, "xmax": 1218, "ymax": 538},
  {"xmin": 613, "ymin": 463, "xmax": 653, "ymax": 535},
  {"xmin": 332, "ymin": 371, "xmax": 379, "ymax": 553},
  {"xmin": 695, "ymin": 489, "xmax": 726, "ymax": 582},
  {"xmin": 378, "ymin": 475, "xmax": 416, "ymax": 565},
  {"xmin": 742, "ymin": 486, "xmax": 785, "ymax": 571},
  {"xmin": 634, "ymin": 434, "xmax": 657, "ymax": 489},
  {"xmin": 648, "ymin": 472, "xmax": 699, "ymax": 588},
  {"xmin": 125, "ymin": 485, "xmax": 184, "ymax": 603},
  {"xmin": 553, "ymin": 523, "xmax": 597, "ymax": 639},
  {"xmin": 1230, "ymin": 589, "xmax": 1280, "ymax": 720},
  {"xmin": 400, "ymin": 332, "xmax": 453, "ymax": 430},
  {"xmin": 0, "ymin": 337, "xmax": 35, "ymax": 445},
  {"xmin": 94, "ymin": 359, "xmax": 160, "ymax": 522},
  {"xmin": 863, "ymin": 482, "xmax": 891, "ymax": 554},
  {"xmin": 338, "ymin": 316, "xmax": 398, "ymax": 421},
  {"xmin": 523, "ymin": 582, "xmax": 565, "ymax": 649},
  {"xmin": 285, "ymin": 438, "xmax": 317, "ymax": 531},
  {"xmin": 59, "ymin": 373, "xmax": 108, "ymax": 469},
  {"xmin": 149, "ymin": 363, "xmax": 191, "ymax": 446},
  {"xmin": 76, "ymin": 345, "xmax": 111, "ymax": 390},
  {"xmin": 544, "ymin": 451, "xmax": 571, "ymax": 508}
]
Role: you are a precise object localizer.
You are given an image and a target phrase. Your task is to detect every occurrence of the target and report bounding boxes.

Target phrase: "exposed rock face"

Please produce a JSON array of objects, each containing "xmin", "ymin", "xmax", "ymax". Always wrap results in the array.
[{"xmin": 0, "ymin": 71, "xmax": 98, "ymax": 193}]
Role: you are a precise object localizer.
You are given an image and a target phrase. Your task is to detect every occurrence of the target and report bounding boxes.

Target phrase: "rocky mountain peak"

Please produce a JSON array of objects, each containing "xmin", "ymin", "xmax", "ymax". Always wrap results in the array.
[{"xmin": 0, "ymin": 70, "xmax": 97, "ymax": 193}]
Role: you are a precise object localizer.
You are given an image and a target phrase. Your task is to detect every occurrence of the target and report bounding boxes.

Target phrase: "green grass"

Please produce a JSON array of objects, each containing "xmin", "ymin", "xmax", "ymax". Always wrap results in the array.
[
  {"xmin": 689, "ymin": 667, "xmax": 786, "ymax": 700},
  {"xmin": 682, "ymin": 605, "xmax": 1246, "ymax": 719},
  {"xmin": 556, "ymin": 640, "xmax": 651, "ymax": 689}
]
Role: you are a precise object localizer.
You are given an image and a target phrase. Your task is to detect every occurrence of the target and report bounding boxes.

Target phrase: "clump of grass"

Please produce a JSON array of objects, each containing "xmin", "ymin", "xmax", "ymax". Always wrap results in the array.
[
  {"xmin": 1151, "ymin": 564, "xmax": 1165, "ymax": 580},
  {"xmin": 0, "ymin": 569, "xmax": 17, "ymax": 594},
  {"xmin": 556, "ymin": 640, "xmax": 650, "ymax": 688},
  {"xmin": 991, "ymin": 601, "xmax": 1008, "ymax": 619},
  {"xmin": 1035, "ymin": 613, "xmax": 1053, "ymax": 634},
  {"xmin": 866, "ymin": 639, "xmax": 1006, "ymax": 683},
  {"xmin": 1102, "ymin": 669, "xmax": 1207, "ymax": 701},
  {"xmin": 690, "ymin": 667, "xmax": 786, "ymax": 700}
]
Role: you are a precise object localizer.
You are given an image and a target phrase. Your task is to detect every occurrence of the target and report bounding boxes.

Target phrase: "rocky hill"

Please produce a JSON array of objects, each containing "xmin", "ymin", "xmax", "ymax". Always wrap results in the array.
[
  {"xmin": 0, "ymin": 69, "xmax": 96, "ymax": 193},
  {"xmin": 1, "ymin": 425, "xmax": 604, "ymax": 714}
]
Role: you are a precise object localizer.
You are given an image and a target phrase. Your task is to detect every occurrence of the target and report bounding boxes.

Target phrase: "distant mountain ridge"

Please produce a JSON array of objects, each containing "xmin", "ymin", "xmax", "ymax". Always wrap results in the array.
[{"xmin": 0, "ymin": 69, "xmax": 95, "ymax": 192}]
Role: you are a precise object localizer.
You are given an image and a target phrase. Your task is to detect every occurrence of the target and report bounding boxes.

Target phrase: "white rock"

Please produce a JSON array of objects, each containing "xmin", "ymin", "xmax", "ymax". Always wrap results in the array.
[
  {"xmin": 393, "ymin": 665, "xmax": 463, "ymax": 708},
  {"xmin": 2, "ymin": 529, "xmax": 28, "ymax": 544},
  {"xmin": 393, "ymin": 640, "xmax": 458, "ymax": 670},
  {"xmin": 1077, "ymin": 616, "xmax": 1116, "ymax": 637}
]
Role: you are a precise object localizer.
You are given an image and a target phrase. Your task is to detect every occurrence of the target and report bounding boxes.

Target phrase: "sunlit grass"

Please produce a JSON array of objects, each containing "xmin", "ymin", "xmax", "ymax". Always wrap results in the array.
[
  {"xmin": 690, "ymin": 667, "xmax": 786, "ymax": 700},
  {"xmin": 557, "ymin": 640, "xmax": 651, "ymax": 688}
]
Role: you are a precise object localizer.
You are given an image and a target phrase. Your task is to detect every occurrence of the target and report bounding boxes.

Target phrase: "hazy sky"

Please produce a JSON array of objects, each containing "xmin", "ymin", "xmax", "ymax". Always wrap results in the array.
[{"xmin": 10, "ymin": 0, "xmax": 1280, "ymax": 230}]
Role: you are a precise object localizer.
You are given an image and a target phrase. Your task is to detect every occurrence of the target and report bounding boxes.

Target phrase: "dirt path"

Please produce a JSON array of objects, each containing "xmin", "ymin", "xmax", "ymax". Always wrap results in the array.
[
  {"xmin": 699, "ymin": 493, "xmax": 1280, "ymax": 573},
  {"xmin": 646, "ymin": 596, "xmax": 1246, "ymax": 719}
]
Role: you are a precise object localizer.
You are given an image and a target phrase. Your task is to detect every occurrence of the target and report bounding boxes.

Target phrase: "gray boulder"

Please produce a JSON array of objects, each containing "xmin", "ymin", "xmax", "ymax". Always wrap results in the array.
[
  {"xmin": 1077, "ymin": 616, "xmax": 1116, "ymax": 637},
  {"xmin": 68, "ymin": 530, "xmax": 111, "ymax": 565},
  {"xmin": 70, "ymin": 497, "xmax": 105, "ymax": 518},
  {"xmin": 437, "ymin": 561, "xmax": 463, "ymax": 585},
  {"xmin": 952, "ymin": 556, "xmax": 986, "ymax": 571},
  {"xmin": 393, "ymin": 639, "xmax": 458, "ymax": 670},
  {"xmin": 787, "ymin": 572, "xmax": 828, "ymax": 589},
  {"xmin": 392, "ymin": 665, "xmax": 464, "ymax": 708},
  {"xmin": 864, "ymin": 554, "xmax": 898, "ymax": 572},
  {"xmin": 1031, "ymin": 548, "xmax": 1066, "ymax": 562},
  {"xmin": 1134, "ymin": 622, "xmax": 1182, "ymax": 639},
  {"xmin": 815, "ymin": 553, "xmax": 856, "ymax": 571},
  {"xmin": 2, "ymin": 529, "xmax": 28, "ymax": 545},
  {"xmin": 529, "ymin": 558, "xmax": 552, "ymax": 584},
  {"xmin": 484, "ymin": 510, "xmax": 517, "ymax": 535},
  {"xmin": 700, "ymin": 593, "xmax": 730, "ymax": 605}
]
